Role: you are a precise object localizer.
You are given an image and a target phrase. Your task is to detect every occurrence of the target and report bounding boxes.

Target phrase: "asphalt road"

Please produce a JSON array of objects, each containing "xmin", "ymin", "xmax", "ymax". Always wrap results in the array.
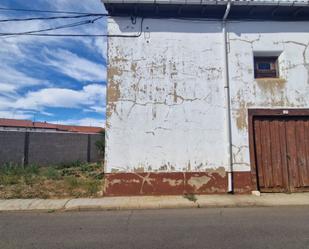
[{"xmin": 0, "ymin": 207, "xmax": 309, "ymax": 249}]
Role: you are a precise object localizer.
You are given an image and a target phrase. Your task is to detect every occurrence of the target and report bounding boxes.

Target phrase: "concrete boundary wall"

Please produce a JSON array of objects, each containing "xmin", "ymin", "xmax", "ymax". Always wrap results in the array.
[{"xmin": 0, "ymin": 131, "xmax": 102, "ymax": 166}]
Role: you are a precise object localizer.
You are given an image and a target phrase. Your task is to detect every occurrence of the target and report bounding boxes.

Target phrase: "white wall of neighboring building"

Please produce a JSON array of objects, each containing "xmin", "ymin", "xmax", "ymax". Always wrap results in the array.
[{"xmin": 106, "ymin": 17, "xmax": 309, "ymax": 173}]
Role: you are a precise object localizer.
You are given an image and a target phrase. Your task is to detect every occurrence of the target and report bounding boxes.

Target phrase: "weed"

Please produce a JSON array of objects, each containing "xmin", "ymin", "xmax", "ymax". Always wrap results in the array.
[
  {"xmin": 57, "ymin": 160, "xmax": 83, "ymax": 170},
  {"xmin": 0, "ymin": 164, "xmax": 39, "ymax": 176},
  {"xmin": 1, "ymin": 162, "xmax": 104, "ymax": 199},
  {"xmin": 11, "ymin": 185, "xmax": 23, "ymax": 198},
  {"xmin": 0, "ymin": 164, "xmax": 40, "ymax": 186},
  {"xmin": 24, "ymin": 165, "xmax": 39, "ymax": 175},
  {"xmin": 23, "ymin": 175, "xmax": 37, "ymax": 186},
  {"xmin": 183, "ymin": 193, "xmax": 198, "ymax": 203},
  {"xmin": 1, "ymin": 163, "xmax": 23, "ymax": 176},
  {"xmin": 84, "ymin": 180, "xmax": 100, "ymax": 196},
  {"xmin": 88, "ymin": 171, "xmax": 104, "ymax": 180},
  {"xmin": 65, "ymin": 176, "xmax": 80, "ymax": 189},
  {"xmin": 0, "ymin": 175, "xmax": 20, "ymax": 185},
  {"xmin": 43, "ymin": 167, "xmax": 61, "ymax": 180},
  {"xmin": 95, "ymin": 129, "xmax": 105, "ymax": 157},
  {"xmin": 80, "ymin": 163, "xmax": 93, "ymax": 172}
]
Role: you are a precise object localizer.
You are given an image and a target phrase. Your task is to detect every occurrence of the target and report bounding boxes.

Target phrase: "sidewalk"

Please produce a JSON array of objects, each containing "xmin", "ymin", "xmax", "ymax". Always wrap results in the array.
[{"xmin": 1, "ymin": 193, "xmax": 309, "ymax": 212}]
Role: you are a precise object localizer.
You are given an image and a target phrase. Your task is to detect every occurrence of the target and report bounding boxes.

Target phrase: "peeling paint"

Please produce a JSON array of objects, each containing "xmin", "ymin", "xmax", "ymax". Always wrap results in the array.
[
  {"xmin": 106, "ymin": 18, "xmax": 226, "ymax": 173},
  {"xmin": 205, "ymin": 167, "xmax": 226, "ymax": 178},
  {"xmin": 106, "ymin": 65, "xmax": 122, "ymax": 118},
  {"xmin": 131, "ymin": 62, "xmax": 138, "ymax": 78},
  {"xmin": 256, "ymin": 78, "xmax": 286, "ymax": 94},
  {"xmin": 162, "ymin": 178, "xmax": 183, "ymax": 186},
  {"xmin": 104, "ymin": 172, "xmax": 228, "ymax": 196},
  {"xmin": 229, "ymin": 21, "xmax": 309, "ymax": 172},
  {"xmin": 188, "ymin": 176, "xmax": 211, "ymax": 190},
  {"xmin": 106, "ymin": 18, "xmax": 309, "ymax": 176},
  {"xmin": 111, "ymin": 168, "xmax": 120, "ymax": 173},
  {"xmin": 134, "ymin": 167, "xmax": 145, "ymax": 173},
  {"xmin": 235, "ymin": 100, "xmax": 252, "ymax": 131}
]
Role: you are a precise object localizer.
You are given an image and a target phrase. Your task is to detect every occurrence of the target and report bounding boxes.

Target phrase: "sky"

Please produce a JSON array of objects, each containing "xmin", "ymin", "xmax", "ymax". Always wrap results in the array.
[{"xmin": 0, "ymin": 0, "xmax": 107, "ymax": 127}]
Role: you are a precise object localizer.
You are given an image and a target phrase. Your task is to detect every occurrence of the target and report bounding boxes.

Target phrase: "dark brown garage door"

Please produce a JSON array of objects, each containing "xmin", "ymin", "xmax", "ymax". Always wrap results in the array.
[{"xmin": 253, "ymin": 116, "xmax": 309, "ymax": 192}]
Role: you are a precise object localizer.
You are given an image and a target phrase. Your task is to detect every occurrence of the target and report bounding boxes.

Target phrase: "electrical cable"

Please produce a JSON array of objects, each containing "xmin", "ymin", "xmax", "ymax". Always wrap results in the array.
[
  {"xmin": 0, "ymin": 17, "xmax": 144, "ymax": 38},
  {"xmin": 0, "ymin": 16, "xmax": 105, "ymax": 37},
  {"xmin": 1, "ymin": 13, "xmax": 298, "ymax": 40}
]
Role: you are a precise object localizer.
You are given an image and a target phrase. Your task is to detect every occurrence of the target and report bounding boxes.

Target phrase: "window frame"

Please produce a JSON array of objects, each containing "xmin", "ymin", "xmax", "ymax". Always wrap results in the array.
[{"xmin": 254, "ymin": 56, "xmax": 279, "ymax": 79}]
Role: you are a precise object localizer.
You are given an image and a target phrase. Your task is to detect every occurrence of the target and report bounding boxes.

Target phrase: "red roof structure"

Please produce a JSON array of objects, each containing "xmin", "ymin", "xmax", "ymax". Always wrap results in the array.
[
  {"xmin": 0, "ymin": 118, "xmax": 103, "ymax": 134},
  {"xmin": 0, "ymin": 118, "xmax": 33, "ymax": 128}
]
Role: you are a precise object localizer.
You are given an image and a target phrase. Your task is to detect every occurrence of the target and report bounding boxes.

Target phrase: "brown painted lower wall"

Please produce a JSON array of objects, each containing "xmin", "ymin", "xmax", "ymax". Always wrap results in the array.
[
  {"xmin": 233, "ymin": 172, "xmax": 253, "ymax": 194},
  {"xmin": 104, "ymin": 171, "xmax": 253, "ymax": 196},
  {"xmin": 104, "ymin": 172, "xmax": 228, "ymax": 196}
]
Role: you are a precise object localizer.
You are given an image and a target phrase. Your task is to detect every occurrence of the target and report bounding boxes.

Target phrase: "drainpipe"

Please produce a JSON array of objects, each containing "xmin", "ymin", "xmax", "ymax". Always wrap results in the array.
[{"xmin": 222, "ymin": 1, "xmax": 233, "ymax": 193}]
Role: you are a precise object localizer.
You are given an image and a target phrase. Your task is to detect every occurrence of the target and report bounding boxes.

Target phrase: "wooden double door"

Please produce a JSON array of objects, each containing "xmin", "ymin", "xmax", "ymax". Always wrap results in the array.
[{"xmin": 253, "ymin": 115, "xmax": 309, "ymax": 192}]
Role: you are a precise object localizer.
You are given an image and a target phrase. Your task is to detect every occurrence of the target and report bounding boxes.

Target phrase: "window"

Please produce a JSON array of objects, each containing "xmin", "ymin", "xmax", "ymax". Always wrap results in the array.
[{"xmin": 254, "ymin": 56, "xmax": 279, "ymax": 78}]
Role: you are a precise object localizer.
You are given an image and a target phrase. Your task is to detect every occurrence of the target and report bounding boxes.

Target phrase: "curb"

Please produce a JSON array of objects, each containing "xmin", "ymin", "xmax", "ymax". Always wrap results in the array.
[
  {"xmin": 0, "ymin": 199, "xmax": 70, "ymax": 212},
  {"xmin": 1, "ymin": 193, "xmax": 309, "ymax": 212},
  {"xmin": 64, "ymin": 196, "xmax": 197, "ymax": 211}
]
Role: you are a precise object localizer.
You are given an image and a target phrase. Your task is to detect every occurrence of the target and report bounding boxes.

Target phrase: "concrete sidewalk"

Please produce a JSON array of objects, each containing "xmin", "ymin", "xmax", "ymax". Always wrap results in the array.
[{"xmin": 0, "ymin": 193, "xmax": 309, "ymax": 212}]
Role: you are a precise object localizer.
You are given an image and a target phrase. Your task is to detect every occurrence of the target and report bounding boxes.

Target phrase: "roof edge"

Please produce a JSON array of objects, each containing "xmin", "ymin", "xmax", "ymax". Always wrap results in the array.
[
  {"xmin": 102, "ymin": 0, "xmax": 309, "ymax": 7},
  {"xmin": 102, "ymin": 1, "xmax": 309, "ymax": 20}
]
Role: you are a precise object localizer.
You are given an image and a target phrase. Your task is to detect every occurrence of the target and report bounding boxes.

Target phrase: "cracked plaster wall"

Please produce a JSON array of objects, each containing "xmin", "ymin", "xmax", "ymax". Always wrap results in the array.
[
  {"xmin": 106, "ymin": 18, "xmax": 227, "ymax": 173},
  {"xmin": 106, "ymin": 17, "xmax": 309, "ymax": 173},
  {"xmin": 229, "ymin": 21, "xmax": 309, "ymax": 171}
]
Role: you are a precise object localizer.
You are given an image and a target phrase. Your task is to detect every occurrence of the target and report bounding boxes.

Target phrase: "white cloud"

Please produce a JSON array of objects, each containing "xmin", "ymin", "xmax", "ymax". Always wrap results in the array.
[
  {"xmin": 43, "ymin": 48, "xmax": 106, "ymax": 82},
  {"xmin": 0, "ymin": 84, "xmax": 106, "ymax": 123},
  {"xmin": 0, "ymin": 64, "xmax": 45, "ymax": 88},
  {"xmin": 88, "ymin": 106, "xmax": 105, "ymax": 113},
  {"xmin": 0, "ymin": 40, "xmax": 24, "ymax": 59},
  {"xmin": 0, "ymin": 0, "xmax": 107, "ymax": 123},
  {"xmin": 0, "ymin": 83, "xmax": 17, "ymax": 93},
  {"xmin": 0, "ymin": 110, "xmax": 33, "ymax": 120},
  {"xmin": 0, "ymin": 19, "xmax": 53, "ymax": 92},
  {"xmin": 41, "ymin": 0, "xmax": 106, "ymax": 13},
  {"xmin": 0, "ymin": 95, "xmax": 34, "ymax": 120},
  {"xmin": 0, "ymin": 96, "xmax": 17, "ymax": 110},
  {"xmin": 94, "ymin": 37, "xmax": 107, "ymax": 60},
  {"xmin": 14, "ymin": 84, "xmax": 106, "ymax": 111},
  {"xmin": 83, "ymin": 37, "xmax": 107, "ymax": 60},
  {"xmin": 0, "ymin": 5, "xmax": 107, "ymax": 91}
]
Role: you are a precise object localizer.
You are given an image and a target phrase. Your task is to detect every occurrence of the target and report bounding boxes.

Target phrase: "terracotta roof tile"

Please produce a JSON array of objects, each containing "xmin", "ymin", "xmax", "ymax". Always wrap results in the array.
[{"xmin": 0, "ymin": 118, "xmax": 33, "ymax": 128}]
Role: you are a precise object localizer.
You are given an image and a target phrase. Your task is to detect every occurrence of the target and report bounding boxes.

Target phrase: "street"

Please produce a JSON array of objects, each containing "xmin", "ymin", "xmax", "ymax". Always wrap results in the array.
[{"xmin": 0, "ymin": 207, "xmax": 309, "ymax": 249}]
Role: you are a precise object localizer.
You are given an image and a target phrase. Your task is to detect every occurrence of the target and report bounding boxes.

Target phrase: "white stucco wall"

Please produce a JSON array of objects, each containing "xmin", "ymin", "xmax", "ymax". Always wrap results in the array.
[
  {"xmin": 106, "ymin": 17, "xmax": 309, "ymax": 173},
  {"xmin": 228, "ymin": 21, "xmax": 309, "ymax": 172}
]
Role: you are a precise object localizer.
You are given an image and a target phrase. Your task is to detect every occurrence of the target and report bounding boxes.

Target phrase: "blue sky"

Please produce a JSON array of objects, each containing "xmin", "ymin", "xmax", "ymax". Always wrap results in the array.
[{"xmin": 0, "ymin": 0, "xmax": 107, "ymax": 127}]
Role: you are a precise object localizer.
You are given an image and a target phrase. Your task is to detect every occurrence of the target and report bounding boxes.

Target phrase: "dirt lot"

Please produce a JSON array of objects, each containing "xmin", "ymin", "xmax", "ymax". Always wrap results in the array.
[{"xmin": 0, "ymin": 162, "xmax": 104, "ymax": 199}]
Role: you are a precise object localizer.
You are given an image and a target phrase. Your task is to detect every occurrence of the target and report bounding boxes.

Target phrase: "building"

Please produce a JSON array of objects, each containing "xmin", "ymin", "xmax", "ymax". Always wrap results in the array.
[
  {"xmin": 102, "ymin": 0, "xmax": 309, "ymax": 196},
  {"xmin": 0, "ymin": 118, "xmax": 103, "ymax": 134}
]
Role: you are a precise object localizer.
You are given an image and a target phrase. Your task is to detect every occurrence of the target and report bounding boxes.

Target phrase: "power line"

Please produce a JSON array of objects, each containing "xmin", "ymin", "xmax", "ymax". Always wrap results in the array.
[
  {"xmin": 8, "ymin": 33, "xmax": 108, "ymax": 37},
  {"xmin": 0, "ymin": 7, "xmax": 106, "ymax": 15},
  {"xmin": 0, "ymin": 16, "xmax": 104, "ymax": 37},
  {"xmin": 0, "ymin": 17, "xmax": 144, "ymax": 38},
  {"xmin": 4, "ymin": 33, "xmax": 129, "ymax": 37},
  {"xmin": 0, "ymin": 14, "xmax": 108, "ymax": 23}
]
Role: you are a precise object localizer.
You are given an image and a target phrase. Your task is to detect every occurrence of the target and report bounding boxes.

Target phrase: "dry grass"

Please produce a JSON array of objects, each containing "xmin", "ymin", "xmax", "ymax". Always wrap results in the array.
[{"xmin": 0, "ymin": 162, "xmax": 104, "ymax": 199}]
